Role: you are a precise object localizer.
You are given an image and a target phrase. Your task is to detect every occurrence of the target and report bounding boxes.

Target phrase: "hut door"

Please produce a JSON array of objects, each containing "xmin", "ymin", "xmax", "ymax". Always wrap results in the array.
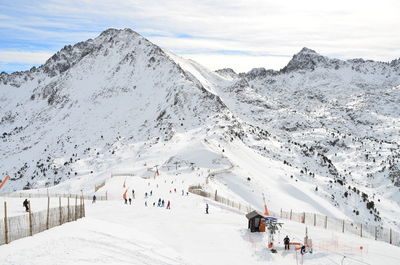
[{"xmin": 254, "ymin": 217, "xmax": 260, "ymax": 231}]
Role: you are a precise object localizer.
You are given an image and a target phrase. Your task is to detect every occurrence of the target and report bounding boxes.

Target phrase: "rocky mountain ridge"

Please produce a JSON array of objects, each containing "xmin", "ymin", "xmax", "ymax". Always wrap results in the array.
[{"xmin": 1, "ymin": 28, "xmax": 399, "ymax": 231}]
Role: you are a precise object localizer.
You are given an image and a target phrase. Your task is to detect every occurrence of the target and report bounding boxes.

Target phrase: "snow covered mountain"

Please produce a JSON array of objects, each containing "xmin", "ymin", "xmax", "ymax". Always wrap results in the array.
[{"xmin": 1, "ymin": 28, "xmax": 400, "ymax": 232}]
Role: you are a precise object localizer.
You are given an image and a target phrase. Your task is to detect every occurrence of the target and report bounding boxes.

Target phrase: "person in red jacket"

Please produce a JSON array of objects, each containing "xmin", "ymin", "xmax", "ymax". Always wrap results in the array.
[{"xmin": 166, "ymin": 201, "xmax": 171, "ymax": 209}]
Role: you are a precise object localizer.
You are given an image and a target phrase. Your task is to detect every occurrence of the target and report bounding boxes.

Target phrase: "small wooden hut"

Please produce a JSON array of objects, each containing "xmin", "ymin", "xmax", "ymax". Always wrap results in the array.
[{"xmin": 246, "ymin": 210, "xmax": 266, "ymax": 232}]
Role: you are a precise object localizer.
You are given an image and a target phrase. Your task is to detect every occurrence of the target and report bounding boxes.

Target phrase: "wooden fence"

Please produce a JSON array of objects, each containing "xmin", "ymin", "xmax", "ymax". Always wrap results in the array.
[
  {"xmin": 188, "ymin": 185, "xmax": 400, "ymax": 247},
  {"xmin": 188, "ymin": 185, "xmax": 255, "ymax": 214},
  {"xmin": 0, "ymin": 196, "xmax": 85, "ymax": 245}
]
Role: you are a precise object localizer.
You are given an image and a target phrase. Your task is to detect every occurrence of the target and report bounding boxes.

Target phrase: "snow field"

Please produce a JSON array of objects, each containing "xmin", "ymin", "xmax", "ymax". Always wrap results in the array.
[{"xmin": 2, "ymin": 174, "xmax": 400, "ymax": 265}]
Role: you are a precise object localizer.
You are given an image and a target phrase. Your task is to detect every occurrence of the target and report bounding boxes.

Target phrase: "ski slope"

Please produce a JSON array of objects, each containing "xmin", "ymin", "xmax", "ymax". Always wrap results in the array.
[{"xmin": 2, "ymin": 174, "xmax": 400, "ymax": 265}]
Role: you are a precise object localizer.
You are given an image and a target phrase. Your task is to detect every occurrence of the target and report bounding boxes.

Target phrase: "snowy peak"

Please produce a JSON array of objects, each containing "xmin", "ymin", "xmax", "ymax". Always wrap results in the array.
[
  {"xmin": 244, "ymin": 67, "xmax": 278, "ymax": 80},
  {"xmin": 214, "ymin": 68, "xmax": 238, "ymax": 79},
  {"xmin": 281, "ymin": 47, "xmax": 400, "ymax": 75},
  {"xmin": 282, "ymin": 47, "xmax": 342, "ymax": 72},
  {"xmin": 297, "ymin": 47, "xmax": 319, "ymax": 56},
  {"xmin": 41, "ymin": 28, "xmax": 145, "ymax": 77}
]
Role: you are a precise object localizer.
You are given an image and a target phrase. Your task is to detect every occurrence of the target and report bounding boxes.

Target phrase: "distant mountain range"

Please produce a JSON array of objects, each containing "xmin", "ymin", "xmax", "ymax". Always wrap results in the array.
[{"xmin": 1, "ymin": 28, "xmax": 399, "ymax": 231}]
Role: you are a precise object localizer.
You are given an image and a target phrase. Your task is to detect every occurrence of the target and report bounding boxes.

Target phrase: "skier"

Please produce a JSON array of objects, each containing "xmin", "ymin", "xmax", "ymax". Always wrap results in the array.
[
  {"xmin": 284, "ymin": 235, "xmax": 290, "ymax": 250},
  {"xmin": 132, "ymin": 189, "xmax": 135, "ymax": 199},
  {"xmin": 162, "ymin": 199, "xmax": 165, "ymax": 207},
  {"xmin": 206, "ymin": 203, "xmax": 209, "ymax": 214},
  {"xmin": 129, "ymin": 198, "xmax": 132, "ymax": 205},
  {"xmin": 145, "ymin": 192, "xmax": 148, "ymax": 198},
  {"xmin": 145, "ymin": 201, "xmax": 148, "ymax": 207},
  {"xmin": 182, "ymin": 189, "xmax": 184, "ymax": 196},
  {"xmin": 158, "ymin": 198, "xmax": 161, "ymax": 207},
  {"xmin": 123, "ymin": 190, "xmax": 127, "ymax": 204},
  {"xmin": 300, "ymin": 245, "xmax": 306, "ymax": 255},
  {"xmin": 23, "ymin": 199, "xmax": 29, "ymax": 212},
  {"xmin": 150, "ymin": 190, "xmax": 152, "ymax": 196},
  {"xmin": 92, "ymin": 195, "xmax": 96, "ymax": 203},
  {"xmin": 166, "ymin": 201, "xmax": 171, "ymax": 209}
]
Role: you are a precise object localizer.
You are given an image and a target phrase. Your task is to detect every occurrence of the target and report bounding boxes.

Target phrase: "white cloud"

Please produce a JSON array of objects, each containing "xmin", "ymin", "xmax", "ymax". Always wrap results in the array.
[
  {"xmin": 0, "ymin": 51, "xmax": 52, "ymax": 64},
  {"xmin": 182, "ymin": 53, "xmax": 290, "ymax": 73},
  {"xmin": 1, "ymin": 0, "xmax": 399, "ymax": 72}
]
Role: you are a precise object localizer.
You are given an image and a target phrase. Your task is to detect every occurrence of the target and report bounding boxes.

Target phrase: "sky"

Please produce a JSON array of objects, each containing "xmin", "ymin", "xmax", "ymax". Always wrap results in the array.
[{"xmin": 0, "ymin": 0, "xmax": 399, "ymax": 73}]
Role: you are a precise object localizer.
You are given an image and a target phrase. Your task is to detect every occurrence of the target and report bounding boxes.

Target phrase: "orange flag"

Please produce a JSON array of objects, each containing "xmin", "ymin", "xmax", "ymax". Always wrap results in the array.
[
  {"xmin": 0, "ymin": 175, "xmax": 10, "ymax": 189},
  {"xmin": 123, "ymin": 189, "xmax": 127, "ymax": 200},
  {"xmin": 264, "ymin": 204, "xmax": 270, "ymax": 216}
]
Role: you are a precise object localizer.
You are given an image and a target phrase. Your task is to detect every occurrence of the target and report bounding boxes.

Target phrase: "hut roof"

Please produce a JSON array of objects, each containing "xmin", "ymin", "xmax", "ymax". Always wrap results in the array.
[{"xmin": 245, "ymin": 210, "xmax": 265, "ymax": 220}]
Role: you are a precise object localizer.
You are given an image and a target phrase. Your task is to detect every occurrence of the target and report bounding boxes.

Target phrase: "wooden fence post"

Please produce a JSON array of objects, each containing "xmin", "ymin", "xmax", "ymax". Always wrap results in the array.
[
  {"xmin": 280, "ymin": 208, "xmax": 282, "ymax": 218},
  {"xmin": 342, "ymin": 220, "xmax": 345, "ymax": 233},
  {"xmin": 325, "ymin": 216, "xmax": 328, "ymax": 229},
  {"xmin": 302, "ymin": 212, "xmax": 306, "ymax": 224},
  {"xmin": 75, "ymin": 195, "xmax": 78, "ymax": 221},
  {"xmin": 290, "ymin": 209, "xmax": 292, "ymax": 220},
  {"xmin": 46, "ymin": 197, "xmax": 50, "ymax": 230},
  {"xmin": 28, "ymin": 201, "xmax": 32, "ymax": 236},
  {"xmin": 67, "ymin": 197, "xmax": 70, "ymax": 222},
  {"xmin": 390, "ymin": 228, "xmax": 392, "ymax": 244},
  {"xmin": 375, "ymin": 226, "xmax": 377, "ymax": 240},
  {"xmin": 82, "ymin": 196, "xmax": 85, "ymax": 217},
  {"xmin": 4, "ymin": 201, "xmax": 8, "ymax": 244},
  {"xmin": 360, "ymin": 224, "xmax": 363, "ymax": 238},
  {"xmin": 59, "ymin": 197, "xmax": 62, "ymax": 225},
  {"xmin": 314, "ymin": 213, "xmax": 316, "ymax": 226}
]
